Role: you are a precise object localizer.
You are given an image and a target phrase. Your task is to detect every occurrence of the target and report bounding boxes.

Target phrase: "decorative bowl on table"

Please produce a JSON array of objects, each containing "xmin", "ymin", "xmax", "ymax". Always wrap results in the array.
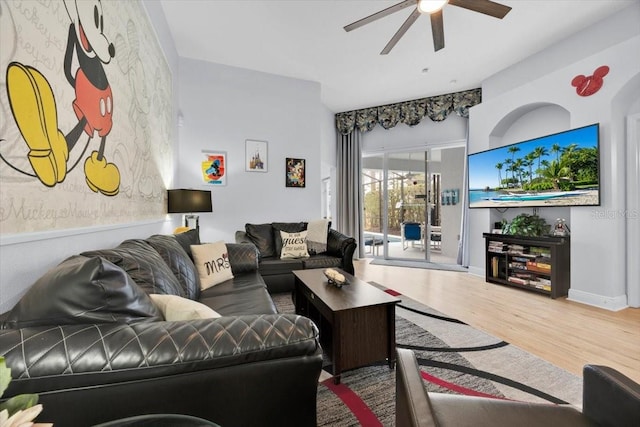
[{"xmin": 324, "ymin": 268, "xmax": 347, "ymax": 288}]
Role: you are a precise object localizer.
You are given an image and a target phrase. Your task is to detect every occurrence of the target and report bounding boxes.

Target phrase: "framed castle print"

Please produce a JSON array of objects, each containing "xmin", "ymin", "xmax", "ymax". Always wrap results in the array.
[{"xmin": 245, "ymin": 139, "xmax": 268, "ymax": 172}]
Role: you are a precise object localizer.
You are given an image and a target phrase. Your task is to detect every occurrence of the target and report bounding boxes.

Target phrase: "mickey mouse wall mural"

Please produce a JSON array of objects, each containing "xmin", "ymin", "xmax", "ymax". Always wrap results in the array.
[
  {"xmin": 571, "ymin": 65, "xmax": 609, "ymax": 97},
  {"xmin": 3, "ymin": 0, "xmax": 120, "ymax": 196}
]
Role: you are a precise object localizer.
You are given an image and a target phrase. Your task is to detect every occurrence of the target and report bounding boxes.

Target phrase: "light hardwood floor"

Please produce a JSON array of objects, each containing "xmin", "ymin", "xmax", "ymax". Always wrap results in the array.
[{"xmin": 354, "ymin": 258, "xmax": 640, "ymax": 384}]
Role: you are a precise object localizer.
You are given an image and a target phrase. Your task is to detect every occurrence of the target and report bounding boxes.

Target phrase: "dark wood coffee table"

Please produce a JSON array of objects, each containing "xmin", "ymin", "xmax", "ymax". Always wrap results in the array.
[{"xmin": 293, "ymin": 269, "xmax": 400, "ymax": 384}]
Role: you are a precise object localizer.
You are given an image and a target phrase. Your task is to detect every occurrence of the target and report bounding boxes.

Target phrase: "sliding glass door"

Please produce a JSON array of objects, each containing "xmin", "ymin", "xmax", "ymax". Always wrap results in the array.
[{"xmin": 362, "ymin": 146, "xmax": 464, "ymax": 265}]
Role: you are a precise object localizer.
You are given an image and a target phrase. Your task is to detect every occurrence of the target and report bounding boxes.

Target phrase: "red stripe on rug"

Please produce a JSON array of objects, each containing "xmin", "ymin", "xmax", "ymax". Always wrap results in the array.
[
  {"xmin": 384, "ymin": 289, "xmax": 402, "ymax": 296},
  {"xmin": 322, "ymin": 378, "xmax": 383, "ymax": 426},
  {"xmin": 420, "ymin": 369, "xmax": 505, "ymax": 399}
]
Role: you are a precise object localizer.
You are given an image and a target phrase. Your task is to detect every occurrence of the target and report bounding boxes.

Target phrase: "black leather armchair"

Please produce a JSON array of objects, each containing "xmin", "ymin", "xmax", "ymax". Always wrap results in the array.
[{"xmin": 396, "ymin": 348, "xmax": 640, "ymax": 427}]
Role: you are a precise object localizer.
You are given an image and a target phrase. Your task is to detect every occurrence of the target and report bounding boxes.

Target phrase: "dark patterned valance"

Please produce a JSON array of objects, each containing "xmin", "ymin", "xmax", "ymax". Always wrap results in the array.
[{"xmin": 335, "ymin": 88, "xmax": 481, "ymax": 135}]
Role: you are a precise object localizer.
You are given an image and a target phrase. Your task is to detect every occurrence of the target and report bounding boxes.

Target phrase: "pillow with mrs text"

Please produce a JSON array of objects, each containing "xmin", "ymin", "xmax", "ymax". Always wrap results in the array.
[{"xmin": 190, "ymin": 241, "xmax": 234, "ymax": 290}]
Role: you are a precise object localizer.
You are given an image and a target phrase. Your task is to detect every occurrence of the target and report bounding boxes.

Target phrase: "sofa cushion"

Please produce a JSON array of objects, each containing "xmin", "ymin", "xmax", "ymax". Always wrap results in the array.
[
  {"xmin": 272, "ymin": 222, "xmax": 307, "ymax": 256},
  {"xmin": 245, "ymin": 223, "xmax": 276, "ymax": 258},
  {"xmin": 280, "ymin": 230, "xmax": 311, "ymax": 259},
  {"xmin": 149, "ymin": 294, "xmax": 221, "ymax": 321},
  {"xmin": 146, "ymin": 234, "xmax": 200, "ymax": 300},
  {"xmin": 259, "ymin": 258, "xmax": 305, "ymax": 275},
  {"xmin": 82, "ymin": 239, "xmax": 185, "ymax": 297},
  {"xmin": 174, "ymin": 228, "xmax": 201, "ymax": 260},
  {"xmin": 191, "ymin": 242, "xmax": 235, "ymax": 290},
  {"xmin": 199, "ymin": 272, "xmax": 277, "ymax": 316},
  {"xmin": 3, "ymin": 255, "xmax": 162, "ymax": 328}
]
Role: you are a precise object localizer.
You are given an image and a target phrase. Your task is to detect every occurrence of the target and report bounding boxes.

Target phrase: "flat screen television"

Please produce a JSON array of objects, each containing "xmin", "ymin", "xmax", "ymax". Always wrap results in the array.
[{"xmin": 468, "ymin": 123, "xmax": 600, "ymax": 208}]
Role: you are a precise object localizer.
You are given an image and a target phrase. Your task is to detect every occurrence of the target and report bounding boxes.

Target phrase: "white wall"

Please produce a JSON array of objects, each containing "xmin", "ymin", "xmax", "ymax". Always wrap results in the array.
[
  {"xmin": 440, "ymin": 147, "xmax": 465, "ymax": 258},
  {"xmin": 176, "ymin": 58, "xmax": 324, "ymax": 243},
  {"xmin": 321, "ymin": 105, "xmax": 337, "ymax": 221},
  {"xmin": 468, "ymin": 4, "xmax": 640, "ymax": 310}
]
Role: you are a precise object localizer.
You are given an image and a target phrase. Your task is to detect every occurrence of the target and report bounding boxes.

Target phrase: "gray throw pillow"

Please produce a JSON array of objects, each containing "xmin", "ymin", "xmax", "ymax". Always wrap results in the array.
[
  {"xmin": 146, "ymin": 234, "xmax": 201, "ymax": 300},
  {"xmin": 82, "ymin": 239, "xmax": 185, "ymax": 297},
  {"xmin": 245, "ymin": 223, "xmax": 276, "ymax": 258},
  {"xmin": 3, "ymin": 255, "xmax": 162, "ymax": 329},
  {"xmin": 174, "ymin": 228, "xmax": 201, "ymax": 260}
]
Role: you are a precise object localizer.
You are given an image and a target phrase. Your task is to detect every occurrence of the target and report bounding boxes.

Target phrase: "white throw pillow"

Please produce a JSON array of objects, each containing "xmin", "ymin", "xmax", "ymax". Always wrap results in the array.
[
  {"xmin": 149, "ymin": 294, "xmax": 221, "ymax": 321},
  {"xmin": 280, "ymin": 230, "xmax": 310, "ymax": 259},
  {"xmin": 190, "ymin": 241, "xmax": 234, "ymax": 290}
]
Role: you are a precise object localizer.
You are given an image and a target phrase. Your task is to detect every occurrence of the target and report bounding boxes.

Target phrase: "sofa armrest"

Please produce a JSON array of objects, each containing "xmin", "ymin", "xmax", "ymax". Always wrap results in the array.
[
  {"xmin": 0, "ymin": 314, "xmax": 320, "ymax": 396},
  {"xmin": 326, "ymin": 229, "xmax": 357, "ymax": 274},
  {"xmin": 582, "ymin": 364, "xmax": 640, "ymax": 427},
  {"xmin": 226, "ymin": 242, "xmax": 259, "ymax": 274},
  {"xmin": 396, "ymin": 348, "xmax": 438, "ymax": 427},
  {"xmin": 1, "ymin": 314, "xmax": 322, "ymax": 426}
]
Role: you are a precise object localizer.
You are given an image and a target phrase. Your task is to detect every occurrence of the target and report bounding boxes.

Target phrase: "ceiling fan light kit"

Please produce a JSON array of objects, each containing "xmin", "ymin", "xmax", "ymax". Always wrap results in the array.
[
  {"xmin": 417, "ymin": 0, "xmax": 448, "ymax": 14},
  {"xmin": 344, "ymin": 0, "xmax": 512, "ymax": 54}
]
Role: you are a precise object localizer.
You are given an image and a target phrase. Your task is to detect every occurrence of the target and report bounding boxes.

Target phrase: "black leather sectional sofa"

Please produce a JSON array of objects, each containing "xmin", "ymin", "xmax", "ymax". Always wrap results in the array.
[
  {"xmin": 0, "ymin": 230, "xmax": 323, "ymax": 426},
  {"xmin": 236, "ymin": 221, "xmax": 357, "ymax": 293}
]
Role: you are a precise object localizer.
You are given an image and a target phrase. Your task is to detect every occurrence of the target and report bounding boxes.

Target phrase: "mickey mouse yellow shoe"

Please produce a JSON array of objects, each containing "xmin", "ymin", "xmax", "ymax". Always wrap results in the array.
[
  {"xmin": 6, "ymin": 62, "xmax": 68, "ymax": 186},
  {"xmin": 84, "ymin": 151, "xmax": 120, "ymax": 196}
]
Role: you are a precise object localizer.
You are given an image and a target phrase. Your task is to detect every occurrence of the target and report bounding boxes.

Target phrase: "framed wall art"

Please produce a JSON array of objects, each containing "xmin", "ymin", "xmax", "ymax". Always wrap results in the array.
[
  {"xmin": 201, "ymin": 150, "xmax": 227, "ymax": 186},
  {"xmin": 245, "ymin": 139, "xmax": 268, "ymax": 172},
  {"xmin": 286, "ymin": 158, "xmax": 305, "ymax": 188}
]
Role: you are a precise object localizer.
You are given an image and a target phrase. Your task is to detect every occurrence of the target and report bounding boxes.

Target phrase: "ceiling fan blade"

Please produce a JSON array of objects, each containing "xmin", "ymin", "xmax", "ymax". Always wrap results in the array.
[
  {"xmin": 381, "ymin": 8, "xmax": 421, "ymax": 55},
  {"xmin": 448, "ymin": 0, "xmax": 512, "ymax": 19},
  {"xmin": 344, "ymin": 0, "xmax": 415, "ymax": 32},
  {"xmin": 430, "ymin": 10, "xmax": 445, "ymax": 52}
]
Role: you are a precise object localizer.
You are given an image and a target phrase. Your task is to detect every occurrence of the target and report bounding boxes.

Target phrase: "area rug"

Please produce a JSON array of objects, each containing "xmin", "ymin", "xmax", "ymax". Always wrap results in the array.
[{"xmin": 272, "ymin": 284, "xmax": 583, "ymax": 426}]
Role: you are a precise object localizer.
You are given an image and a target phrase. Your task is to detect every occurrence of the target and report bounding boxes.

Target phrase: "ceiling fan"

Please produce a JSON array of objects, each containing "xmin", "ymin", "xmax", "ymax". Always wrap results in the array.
[{"xmin": 344, "ymin": 0, "xmax": 512, "ymax": 54}]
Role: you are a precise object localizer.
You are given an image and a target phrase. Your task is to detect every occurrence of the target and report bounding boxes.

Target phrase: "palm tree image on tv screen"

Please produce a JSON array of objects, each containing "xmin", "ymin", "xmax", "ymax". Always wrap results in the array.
[{"xmin": 468, "ymin": 124, "xmax": 600, "ymax": 208}]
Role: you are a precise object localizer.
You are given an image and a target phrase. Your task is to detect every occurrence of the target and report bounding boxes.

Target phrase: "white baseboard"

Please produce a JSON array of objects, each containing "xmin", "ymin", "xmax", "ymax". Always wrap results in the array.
[
  {"xmin": 568, "ymin": 289, "xmax": 628, "ymax": 311},
  {"xmin": 468, "ymin": 266, "xmax": 484, "ymax": 278}
]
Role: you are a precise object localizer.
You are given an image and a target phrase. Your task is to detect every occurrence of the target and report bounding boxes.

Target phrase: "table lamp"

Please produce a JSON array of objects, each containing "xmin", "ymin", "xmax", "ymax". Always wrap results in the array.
[{"xmin": 167, "ymin": 189, "xmax": 212, "ymax": 231}]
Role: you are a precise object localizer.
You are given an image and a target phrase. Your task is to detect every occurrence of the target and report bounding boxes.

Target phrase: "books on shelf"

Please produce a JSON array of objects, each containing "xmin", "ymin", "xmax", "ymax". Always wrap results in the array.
[
  {"xmin": 507, "ymin": 244, "xmax": 525, "ymax": 254},
  {"xmin": 529, "ymin": 277, "xmax": 552, "ymax": 291},
  {"xmin": 508, "ymin": 276, "xmax": 553, "ymax": 291},
  {"xmin": 537, "ymin": 277, "xmax": 552, "ymax": 286},
  {"xmin": 488, "ymin": 241, "xmax": 507, "ymax": 253},
  {"xmin": 491, "ymin": 256, "xmax": 499, "ymax": 278},
  {"xmin": 508, "ymin": 276, "xmax": 529, "ymax": 285},
  {"xmin": 529, "ymin": 246, "xmax": 551, "ymax": 257},
  {"xmin": 526, "ymin": 260, "xmax": 551, "ymax": 272}
]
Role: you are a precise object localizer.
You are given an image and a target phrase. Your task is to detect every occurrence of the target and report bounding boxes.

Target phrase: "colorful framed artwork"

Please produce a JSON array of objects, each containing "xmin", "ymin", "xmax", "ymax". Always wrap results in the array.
[
  {"xmin": 245, "ymin": 139, "xmax": 268, "ymax": 172},
  {"xmin": 286, "ymin": 158, "xmax": 305, "ymax": 188},
  {"xmin": 201, "ymin": 150, "xmax": 227, "ymax": 186}
]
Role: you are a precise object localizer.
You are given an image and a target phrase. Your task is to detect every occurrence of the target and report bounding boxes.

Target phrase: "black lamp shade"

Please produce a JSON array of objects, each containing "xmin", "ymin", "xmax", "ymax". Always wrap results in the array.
[{"xmin": 167, "ymin": 189, "xmax": 212, "ymax": 213}]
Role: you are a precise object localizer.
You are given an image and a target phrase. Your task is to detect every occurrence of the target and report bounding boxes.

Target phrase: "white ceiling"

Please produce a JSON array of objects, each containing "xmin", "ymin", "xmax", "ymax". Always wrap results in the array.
[{"xmin": 159, "ymin": 0, "xmax": 637, "ymax": 113}]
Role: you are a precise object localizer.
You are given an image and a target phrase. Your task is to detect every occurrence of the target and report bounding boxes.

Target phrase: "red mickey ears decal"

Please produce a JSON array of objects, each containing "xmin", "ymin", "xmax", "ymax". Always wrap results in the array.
[{"xmin": 571, "ymin": 65, "xmax": 609, "ymax": 97}]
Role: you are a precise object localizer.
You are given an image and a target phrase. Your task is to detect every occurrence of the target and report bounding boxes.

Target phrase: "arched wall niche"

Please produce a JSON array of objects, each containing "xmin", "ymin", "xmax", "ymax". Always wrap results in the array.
[
  {"xmin": 485, "ymin": 102, "xmax": 572, "ymax": 230},
  {"xmin": 488, "ymin": 103, "xmax": 571, "ymax": 149}
]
